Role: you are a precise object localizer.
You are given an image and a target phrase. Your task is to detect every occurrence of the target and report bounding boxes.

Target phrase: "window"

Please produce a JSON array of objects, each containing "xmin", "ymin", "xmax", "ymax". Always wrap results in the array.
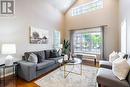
[
  {"xmin": 121, "ymin": 19, "xmax": 127, "ymax": 53},
  {"xmin": 72, "ymin": 0, "xmax": 103, "ymax": 16},
  {"xmin": 73, "ymin": 28, "xmax": 103, "ymax": 54},
  {"xmin": 64, "ymin": 0, "xmax": 75, "ymax": 8},
  {"xmin": 54, "ymin": 30, "xmax": 60, "ymax": 49}
]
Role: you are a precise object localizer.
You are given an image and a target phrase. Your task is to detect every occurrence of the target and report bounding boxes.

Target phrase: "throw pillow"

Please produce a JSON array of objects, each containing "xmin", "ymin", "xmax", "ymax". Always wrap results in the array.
[
  {"xmin": 109, "ymin": 51, "xmax": 119, "ymax": 63},
  {"xmin": 118, "ymin": 52, "xmax": 126, "ymax": 58},
  {"xmin": 50, "ymin": 50, "xmax": 59, "ymax": 58},
  {"xmin": 54, "ymin": 50, "xmax": 62, "ymax": 57},
  {"xmin": 28, "ymin": 53, "xmax": 38, "ymax": 64},
  {"xmin": 44, "ymin": 50, "xmax": 51, "ymax": 59},
  {"xmin": 112, "ymin": 58, "xmax": 130, "ymax": 80},
  {"xmin": 35, "ymin": 51, "xmax": 45, "ymax": 63},
  {"xmin": 58, "ymin": 49, "xmax": 62, "ymax": 56}
]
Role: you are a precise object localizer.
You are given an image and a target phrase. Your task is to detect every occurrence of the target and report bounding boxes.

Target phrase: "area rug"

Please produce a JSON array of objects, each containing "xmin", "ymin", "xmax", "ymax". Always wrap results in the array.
[{"xmin": 35, "ymin": 65, "xmax": 98, "ymax": 87}]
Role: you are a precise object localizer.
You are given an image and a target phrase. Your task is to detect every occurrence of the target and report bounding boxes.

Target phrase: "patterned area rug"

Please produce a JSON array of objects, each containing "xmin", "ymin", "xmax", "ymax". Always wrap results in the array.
[{"xmin": 35, "ymin": 65, "xmax": 98, "ymax": 87}]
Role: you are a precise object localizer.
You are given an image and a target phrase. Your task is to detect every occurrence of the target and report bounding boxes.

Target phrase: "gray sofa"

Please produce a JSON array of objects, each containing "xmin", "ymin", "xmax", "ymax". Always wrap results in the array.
[
  {"xmin": 97, "ymin": 60, "xmax": 130, "ymax": 87},
  {"xmin": 17, "ymin": 50, "xmax": 63, "ymax": 81}
]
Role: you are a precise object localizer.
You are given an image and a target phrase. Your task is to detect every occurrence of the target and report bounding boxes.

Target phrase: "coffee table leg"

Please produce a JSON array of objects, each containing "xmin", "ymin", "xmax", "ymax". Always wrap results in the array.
[
  {"xmin": 3, "ymin": 68, "xmax": 5, "ymax": 86},
  {"xmin": 64, "ymin": 64, "xmax": 66, "ymax": 78},
  {"xmin": 59, "ymin": 63, "xmax": 62, "ymax": 70},
  {"xmin": 80, "ymin": 62, "xmax": 82, "ymax": 75},
  {"xmin": 64, "ymin": 64, "xmax": 71, "ymax": 78}
]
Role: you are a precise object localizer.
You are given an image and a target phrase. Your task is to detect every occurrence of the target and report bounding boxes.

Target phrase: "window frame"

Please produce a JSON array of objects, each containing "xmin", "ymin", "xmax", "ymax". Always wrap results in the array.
[
  {"xmin": 72, "ymin": 0, "xmax": 103, "ymax": 16},
  {"xmin": 73, "ymin": 29, "xmax": 103, "ymax": 54}
]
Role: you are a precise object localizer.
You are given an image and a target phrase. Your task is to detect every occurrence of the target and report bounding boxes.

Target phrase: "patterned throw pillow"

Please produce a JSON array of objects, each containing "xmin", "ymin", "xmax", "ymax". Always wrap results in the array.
[
  {"xmin": 109, "ymin": 51, "xmax": 119, "ymax": 63},
  {"xmin": 112, "ymin": 58, "xmax": 130, "ymax": 80}
]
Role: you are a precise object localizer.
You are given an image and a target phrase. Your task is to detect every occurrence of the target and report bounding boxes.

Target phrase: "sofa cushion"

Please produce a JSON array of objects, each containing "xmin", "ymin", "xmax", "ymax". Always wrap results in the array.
[
  {"xmin": 36, "ymin": 51, "xmax": 45, "ymax": 63},
  {"xmin": 49, "ymin": 56, "xmax": 63, "ymax": 63},
  {"xmin": 99, "ymin": 60, "xmax": 112, "ymax": 69},
  {"xmin": 24, "ymin": 51, "xmax": 45, "ymax": 63},
  {"xmin": 44, "ymin": 50, "xmax": 51, "ymax": 59},
  {"xmin": 36, "ymin": 60, "xmax": 55, "ymax": 70},
  {"xmin": 97, "ymin": 68, "xmax": 129, "ymax": 87}
]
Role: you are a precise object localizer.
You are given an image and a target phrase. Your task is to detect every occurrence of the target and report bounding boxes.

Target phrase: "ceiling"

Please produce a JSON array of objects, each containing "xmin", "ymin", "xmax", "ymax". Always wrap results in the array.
[{"xmin": 47, "ymin": 0, "xmax": 77, "ymax": 13}]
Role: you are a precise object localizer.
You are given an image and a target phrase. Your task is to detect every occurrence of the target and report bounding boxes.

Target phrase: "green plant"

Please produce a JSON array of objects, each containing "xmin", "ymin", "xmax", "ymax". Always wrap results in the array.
[{"xmin": 62, "ymin": 40, "xmax": 71, "ymax": 54}]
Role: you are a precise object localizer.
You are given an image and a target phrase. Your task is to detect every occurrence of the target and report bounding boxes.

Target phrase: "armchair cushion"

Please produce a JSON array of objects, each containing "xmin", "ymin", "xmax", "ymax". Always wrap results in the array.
[
  {"xmin": 99, "ymin": 60, "xmax": 112, "ymax": 69},
  {"xmin": 97, "ymin": 68, "xmax": 129, "ymax": 87}
]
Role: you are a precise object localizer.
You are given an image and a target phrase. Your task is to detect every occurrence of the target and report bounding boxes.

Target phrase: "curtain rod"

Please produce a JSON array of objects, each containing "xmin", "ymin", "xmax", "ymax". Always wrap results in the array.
[{"xmin": 69, "ymin": 25, "xmax": 108, "ymax": 31}]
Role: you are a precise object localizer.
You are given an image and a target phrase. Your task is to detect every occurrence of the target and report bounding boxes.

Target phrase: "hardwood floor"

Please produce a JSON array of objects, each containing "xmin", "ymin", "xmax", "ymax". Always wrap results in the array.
[{"xmin": 0, "ymin": 60, "xmax": 99, "ymax": 87}]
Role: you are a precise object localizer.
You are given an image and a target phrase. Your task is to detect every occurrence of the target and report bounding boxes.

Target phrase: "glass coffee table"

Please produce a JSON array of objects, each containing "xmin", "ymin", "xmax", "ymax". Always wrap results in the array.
[{"xmin": 58, "ymin": 58, "xmax": 82, "ymax": 78}]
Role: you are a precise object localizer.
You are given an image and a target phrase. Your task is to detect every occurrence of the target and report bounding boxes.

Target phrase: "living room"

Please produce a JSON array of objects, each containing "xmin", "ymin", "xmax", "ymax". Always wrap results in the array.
[{"xmin": 0, "ymin": 0, "xmax": 130, "ymax": 87}]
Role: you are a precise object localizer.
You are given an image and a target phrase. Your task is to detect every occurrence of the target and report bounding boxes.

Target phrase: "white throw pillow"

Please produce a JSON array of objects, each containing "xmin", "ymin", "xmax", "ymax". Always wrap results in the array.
[
  {"xmin": 118, "ymin": 52, "xmax": 125, "ymax": 58},
  {"xmin": 28, "ymin": 53, "xmax": 38, "ymax": 64},
  {"xmin": 109, "ymin": 51, "xmax": 119, "ymax": 63},
  {"xmin": 112, "ymin": 58, "xmax": 130, "ymax": 80}
]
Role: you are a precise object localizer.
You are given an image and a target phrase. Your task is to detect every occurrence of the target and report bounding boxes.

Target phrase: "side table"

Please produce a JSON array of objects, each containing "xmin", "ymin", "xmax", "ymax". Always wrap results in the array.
[
  {"xmin": 2, "ymin": 62, "xmax": 18, "ymax": 80},
  {"xmin": 0, "ymin": 64, "xmax": 5, "ymax": 83}
]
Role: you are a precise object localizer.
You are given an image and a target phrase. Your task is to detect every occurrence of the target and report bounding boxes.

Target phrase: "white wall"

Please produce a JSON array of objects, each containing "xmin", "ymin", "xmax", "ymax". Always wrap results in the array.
[
  {"xmin": 119, "ymin": 0, "xmax": 130, "ymax": 54},
  {"xmin": 0, "ymin": 0, "xmax": 64, "ymax": 61},
  {"xmin": 65, "ymin": 0, "xmax": 119, "ymax": 59}
]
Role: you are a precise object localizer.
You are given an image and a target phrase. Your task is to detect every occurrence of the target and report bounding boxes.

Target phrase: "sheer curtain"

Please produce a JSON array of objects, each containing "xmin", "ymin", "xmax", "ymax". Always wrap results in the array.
[{"xmin": 70, "ymin": 26, "xmax": 104, "ymax": 60}]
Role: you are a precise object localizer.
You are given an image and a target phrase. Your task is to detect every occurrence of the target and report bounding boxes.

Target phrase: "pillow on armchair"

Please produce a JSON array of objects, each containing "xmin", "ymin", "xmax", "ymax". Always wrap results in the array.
[
  {"xmin": 118, "ymin": 52, "xmax": 128, "ymax": 59},
  {"xmin": 112, "ymin": 58, "xmax": 130, "ymax": 80},
  {"xmin": 109, "ymin": 51, "xmax": 119, "ymax": 63}
]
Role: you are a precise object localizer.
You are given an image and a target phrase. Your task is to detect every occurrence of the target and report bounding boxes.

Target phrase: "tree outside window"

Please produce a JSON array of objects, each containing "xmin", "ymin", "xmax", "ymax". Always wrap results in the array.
[{"xmin": 73, "ymin": 31, "xmax": 102, "ymax": 54}]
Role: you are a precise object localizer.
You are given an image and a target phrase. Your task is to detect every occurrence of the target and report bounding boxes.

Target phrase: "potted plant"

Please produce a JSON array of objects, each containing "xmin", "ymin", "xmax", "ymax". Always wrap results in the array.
[{"xmin": 62, "ymin": 40, "xmax": 71, "ymax": 55}]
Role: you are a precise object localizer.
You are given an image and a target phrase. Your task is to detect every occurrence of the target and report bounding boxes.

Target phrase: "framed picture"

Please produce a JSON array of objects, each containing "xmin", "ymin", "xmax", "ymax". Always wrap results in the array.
[{"xmin": 29, "ymin": 27, "xmax": 49, "ymax": 44}]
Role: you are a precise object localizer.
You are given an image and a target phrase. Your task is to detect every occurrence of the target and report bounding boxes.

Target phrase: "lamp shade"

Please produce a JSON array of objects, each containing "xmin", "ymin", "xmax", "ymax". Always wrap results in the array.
[{"xmin": 1, "ymin": 44, "xmax": 16, "ymax": 54}]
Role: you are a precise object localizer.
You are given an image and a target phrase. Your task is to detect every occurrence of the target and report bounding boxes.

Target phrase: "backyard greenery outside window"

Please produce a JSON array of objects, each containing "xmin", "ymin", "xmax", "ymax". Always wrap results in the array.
[
  {"xmin": 72, "ymin": 27, "xmax": 103, "ymax": 54},
  {"xmin": 72, "ymin": 0, "xmax": 103, "ymax": 16}
]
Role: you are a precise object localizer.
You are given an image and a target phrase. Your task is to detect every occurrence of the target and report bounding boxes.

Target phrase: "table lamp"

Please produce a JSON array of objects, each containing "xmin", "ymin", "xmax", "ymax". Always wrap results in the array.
[{"xmin": 1, "ymin": 44, "xmax": 16, "ymax": 66}]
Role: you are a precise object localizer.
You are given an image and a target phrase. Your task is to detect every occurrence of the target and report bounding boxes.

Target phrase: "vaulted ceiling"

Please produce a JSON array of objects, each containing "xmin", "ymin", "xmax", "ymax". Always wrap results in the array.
[{"xmin": 47, "ymin": 0, "xmax": 77, "ymax": 13}]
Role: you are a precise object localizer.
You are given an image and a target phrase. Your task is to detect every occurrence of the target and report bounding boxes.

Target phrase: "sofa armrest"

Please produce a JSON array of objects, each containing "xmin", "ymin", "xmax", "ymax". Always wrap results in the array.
[
  {"xmin": 17, "ymin": 60, "xmax": 37, "ymax": 81},
  {"xmin": 99, "ymin": 60, "xmax": 112, "ymax": 69}
]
